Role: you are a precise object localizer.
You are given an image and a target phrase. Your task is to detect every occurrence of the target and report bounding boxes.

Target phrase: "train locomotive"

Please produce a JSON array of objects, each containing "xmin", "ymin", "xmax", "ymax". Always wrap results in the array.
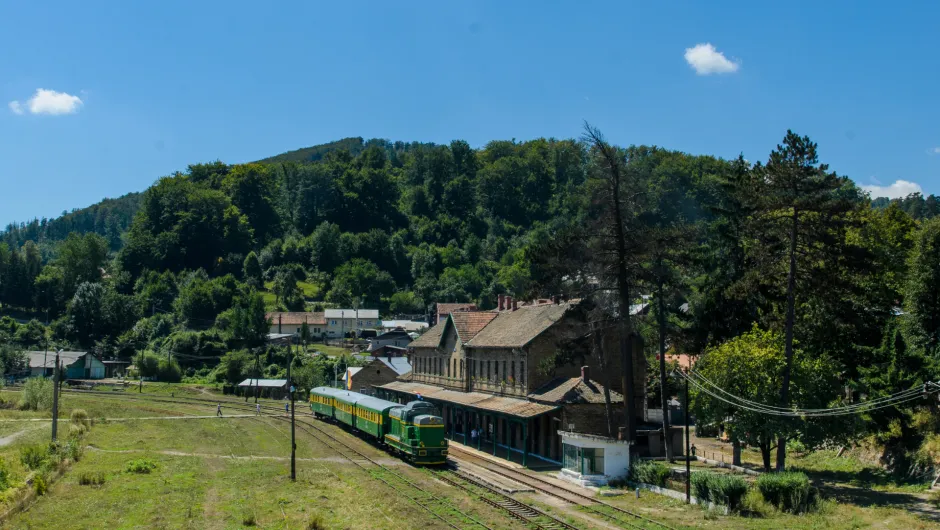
[{"xmin": 309, "ymin": 386, "xmax": 448, "ymax": 465}]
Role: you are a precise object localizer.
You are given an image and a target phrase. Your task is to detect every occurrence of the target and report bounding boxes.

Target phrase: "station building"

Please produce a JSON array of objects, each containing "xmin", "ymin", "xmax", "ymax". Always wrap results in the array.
[{"xmin": 375, "ymin": 297, "xmax": 658, "ymax": 467}]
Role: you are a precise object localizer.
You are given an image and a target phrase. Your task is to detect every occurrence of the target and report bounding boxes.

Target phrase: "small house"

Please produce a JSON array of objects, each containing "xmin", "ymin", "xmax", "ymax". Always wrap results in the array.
[
  {"xmin": 27, "ymin": 351, "xmax": 105, "ymax": 380},
  {"xmin": 367, "ymin": 329, "xmax": 412, "ymax": 351},
  {"xmin": 266, "ymin": 312, "xmax": 326, "ymax": 337},
  {"xmin": 345, "ymin": 357, "xmax": 411, "ymax": 394}
]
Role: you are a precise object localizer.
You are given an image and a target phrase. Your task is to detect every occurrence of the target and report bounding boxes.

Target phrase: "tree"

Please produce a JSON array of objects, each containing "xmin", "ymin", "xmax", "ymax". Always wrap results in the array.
[
  {"xmin": 742, "ymin": 131, "xmax": 862, "ymax": 470},
  {"xmin": 327, "ymin": 259, "xmax": 394, "ymax": 308},
  {"xmin": 56, "ymin": 232, "xmax": 109, "ymax": 299},
  {"xmin": 243, "ymin": 252, "xmax": 263, "ymax": 289},
  {"xmin": 692, "ymin": 327, "xmax": 841, "ymax": 471},
  {"xmin": 229, "ymin": 290, "xmax": 270, "ymax": 349},
  {"xmin": 903, "ymin": 217, "xmax": 940, "ymax": 357},
  {"xmin": 581, "ymin": 123, "xmax": 650, "ymax": 441}
]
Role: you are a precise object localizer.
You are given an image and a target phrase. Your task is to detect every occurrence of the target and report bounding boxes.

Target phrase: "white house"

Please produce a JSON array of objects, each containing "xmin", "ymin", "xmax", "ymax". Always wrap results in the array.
[
  {"xmin": 324, "ymin": 309, "xmax": 379, "ymax": 338},
  {"xmin": 558, "ymin": 431, "xmax": 632, "ymax": 487}
]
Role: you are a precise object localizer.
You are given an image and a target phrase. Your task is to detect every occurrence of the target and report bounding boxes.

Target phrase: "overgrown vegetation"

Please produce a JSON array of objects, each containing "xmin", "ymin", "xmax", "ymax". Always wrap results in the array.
[
  {"xmin": 18, "ymin": 377, "xmax": 54, "ymax": 411},
  {"xmin": 756, "ymin": 471, "xmax": 818, "ymax": 513},
  {"xmin": 628, "ymin": 460, "xmax": 671, "ymax": 487},
  {"xmin": 125, "ymin": 458, "xmax": 157, "ymax": 474},
  {"xmin": 690, "ymin": 472, "xmax": 749, "ymax": 511}
]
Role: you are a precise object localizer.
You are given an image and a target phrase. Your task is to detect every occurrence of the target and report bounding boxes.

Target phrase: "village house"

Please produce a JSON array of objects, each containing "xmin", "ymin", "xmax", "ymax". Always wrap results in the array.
[
  {"xmin": 344, "ymin": 356, "xmax": 412, "ymax": 394},
  {"xmin": 27, "ymin": 351, "xmax": 106, "ymax": 380},
  {"xmin": 324, "ymin": 309, "xmax": 380, "ymax": 338},
  {"xmin": 265, "ymin": 312, "xmax": 326, "ymax": 337},
  {"xmin": 367, "ymin": 329, "xmax": 412, "ymax": 351},
  {"xmin": 375, "ymin": 296, "xmax": 659, "ymax": 467}
]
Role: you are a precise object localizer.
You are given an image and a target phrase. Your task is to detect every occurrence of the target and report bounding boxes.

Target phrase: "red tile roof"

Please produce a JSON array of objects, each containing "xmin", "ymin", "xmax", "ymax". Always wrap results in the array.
[
  {"xmin": 265, "ymin": 312, "xmax": 326, "ymax": 326},
  {"xmin": 449, "ymin": 312, "xmax": 497, "ymax": 342}
]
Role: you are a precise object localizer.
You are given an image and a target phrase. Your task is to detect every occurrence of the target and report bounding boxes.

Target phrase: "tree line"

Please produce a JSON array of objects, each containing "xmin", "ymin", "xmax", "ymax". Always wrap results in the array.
[{"xmin": 0, "ymin": 128, "xmax": 936, "ymax": 476}]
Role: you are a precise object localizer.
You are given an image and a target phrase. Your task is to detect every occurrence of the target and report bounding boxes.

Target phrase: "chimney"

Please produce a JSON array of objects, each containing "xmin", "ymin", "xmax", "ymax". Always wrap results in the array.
[
  {"xmin": 498, "ymin": 294, "xmax": 505, "ymax": 311},
  {"xmin": 581, "ymin": 365, "xmax": 590, "ymax": 383},
  {"xmin": 512, "ymin": 299, "xmax": 518, "ymax": 311}
]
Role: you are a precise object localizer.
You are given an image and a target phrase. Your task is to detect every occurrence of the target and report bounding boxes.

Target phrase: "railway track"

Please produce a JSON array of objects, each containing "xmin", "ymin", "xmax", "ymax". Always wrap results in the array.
[
  {"xmin": 436, "ymin": 470, "xmax": 579, "ymax": 530},
  {"xmin": 449, "ymin": 446, "xmax": 673, "ymax": 530}
]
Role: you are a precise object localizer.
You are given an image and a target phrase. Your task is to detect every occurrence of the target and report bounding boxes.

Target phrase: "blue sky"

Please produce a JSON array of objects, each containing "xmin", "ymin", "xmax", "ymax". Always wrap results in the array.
[{"xmin": 2, "ymin": 1, "xmax": 940, "ymax": 226}]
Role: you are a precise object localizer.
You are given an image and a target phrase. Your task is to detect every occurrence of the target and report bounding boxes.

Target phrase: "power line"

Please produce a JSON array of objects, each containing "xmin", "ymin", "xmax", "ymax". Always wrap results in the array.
[
  {"xmin": 676, "ymin": 369, "xmax": 939, "ymax": 417},
  {"xmin": 685, "ymin": 369, "xmax": 929, "ymax": 413}
]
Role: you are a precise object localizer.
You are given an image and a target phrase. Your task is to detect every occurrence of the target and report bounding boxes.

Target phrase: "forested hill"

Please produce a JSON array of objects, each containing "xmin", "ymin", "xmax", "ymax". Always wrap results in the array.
[{"xmin": 2, "ymin": 192, "xmax": 142, "ymax": 257}]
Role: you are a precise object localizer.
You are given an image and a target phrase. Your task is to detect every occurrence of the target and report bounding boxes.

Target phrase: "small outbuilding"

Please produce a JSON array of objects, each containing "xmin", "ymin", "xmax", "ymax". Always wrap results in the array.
[
  {"xmin": 346, "ymin": 357, "xmax": 411, "ymax": 394},
  {"xmin": 558, "ymin": 431, "xmax": 632, "ymax": 487},
  {"xmin": 237, "ymin": 378, "xmax": 290, "ymax": 399}
]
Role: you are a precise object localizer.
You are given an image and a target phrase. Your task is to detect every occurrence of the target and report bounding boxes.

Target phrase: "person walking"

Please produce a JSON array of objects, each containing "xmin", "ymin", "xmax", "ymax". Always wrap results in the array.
[
  {"xmin": 470, "ymin": 428, "xmax": 477, "ymax": 447},
  {"xmin": 256, "ymin": 403, "xmax": 261, "ymax": 416},
  {"xmin": 216, "ymin": 403, "xmax": 222, "ymax": 417},
  {"xmin": 285, "ymin": 402, "xmax": 290, "ymax": 416}
]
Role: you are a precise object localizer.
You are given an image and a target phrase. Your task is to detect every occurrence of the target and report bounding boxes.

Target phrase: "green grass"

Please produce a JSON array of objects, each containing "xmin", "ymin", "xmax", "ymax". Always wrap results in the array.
[
  {"xmin": 789, "ymin": 449, "xmax": 931, "ymax": 493},
  {"xmin": 0, "ymin": 394, "xmax": 528, "ymax": 529},
  {"xmin": 261, "ymin": 280, "xmax": 322, "ymax": 310}
]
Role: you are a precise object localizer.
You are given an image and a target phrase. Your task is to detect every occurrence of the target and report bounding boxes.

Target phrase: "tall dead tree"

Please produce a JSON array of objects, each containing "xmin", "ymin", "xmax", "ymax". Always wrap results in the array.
[{"xmin": 582, "ymin": 123, "xmax": 649, "ymax": 442}]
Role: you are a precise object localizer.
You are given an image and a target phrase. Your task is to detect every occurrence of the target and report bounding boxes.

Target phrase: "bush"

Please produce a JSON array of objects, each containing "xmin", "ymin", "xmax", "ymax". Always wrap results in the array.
[
  {"xmin": 125, "ymin": 459, "xmax": 157, "ymax": 474},
  {"xmin": 20, "ymin": 445, "xmax": 49, "ymax": 471},
  {"xmin": 60, "ymin": 438, "xmax": 84, "ymax": 462},
  {"xmin": 157, "ymin": 358, "xmax": 182, "ymax": 383},
  {"xmin": 19, "ymin": 377, "xmax": 53, "ymax": 411},
  {"xmin": 68, "ymin": 423, "xmax": 87, "ymax": 438},
  {"xmin": 756, "ymin": 471, "xmax": 816, "ymax": 513},
  {"xmin": 70, "ymin": 409, "xmax": 90, "ymax": 429},
  {"xmin": 691, "ymin": 472, "xmax": 749, "ymax": 511},
  {"xmin": 629, "ymin": 460, "xmax": 671, "ymax": 487},
  {"xmin": 78, "ymin": 471, "xmax": 105, "ymax": 486},
  {"xmin": 33, "ymin": 473, "xmax": 48, "ymax": 495},
  {"xmin": 306, "ymin": 515, "xmax": 326, "ymax": 530},
  {"xmin": 0, "ymin": 458, "xmax": 12, "ymax": 491}
]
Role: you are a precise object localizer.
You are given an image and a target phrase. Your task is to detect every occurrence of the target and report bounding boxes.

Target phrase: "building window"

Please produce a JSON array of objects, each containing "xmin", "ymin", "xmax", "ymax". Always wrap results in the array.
[
  {"xmin": 459, "ymin": 360, "xmax": 463, "ymax": 379},
  {"xmin": 494, "ymin": 361, "xmax": 499, "ymax": 381},
  {"xmin": 447, "ymin": 360, "xmax": 450, "ymax": 378},
  {"xmin": 502, "ymin": 361, "xmax": 507, "ymax": 382},
  {"xmin": 510, "ymin": 361, "xmax": 515, "ymax": 381},
  {"xmin": 521, "ymin": 361, "xmax": 525, "ymax": 384},
  {"xmin": 331, "ymin": 320, "xmax": 337, "ymax": 325}
]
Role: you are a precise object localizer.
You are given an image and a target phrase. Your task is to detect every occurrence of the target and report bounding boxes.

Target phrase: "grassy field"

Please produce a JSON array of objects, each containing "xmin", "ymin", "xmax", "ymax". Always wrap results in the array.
[
  {"xmin": 0, "ymin": 392, "xmax": 526, "ymax": 529},
  {"xmin": 261, "ymin": 280, "xmax": 321, "ymax": 311},
  {"xmin": 0, "ymin": 390, "xmax": 937, "ymax": 529}
]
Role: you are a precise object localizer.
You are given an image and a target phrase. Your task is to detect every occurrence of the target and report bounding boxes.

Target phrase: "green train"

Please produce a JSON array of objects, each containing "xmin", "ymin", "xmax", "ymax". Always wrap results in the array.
[{"xmin": 309, "ymin": 387, "xmax": 448, "ymax": 465}]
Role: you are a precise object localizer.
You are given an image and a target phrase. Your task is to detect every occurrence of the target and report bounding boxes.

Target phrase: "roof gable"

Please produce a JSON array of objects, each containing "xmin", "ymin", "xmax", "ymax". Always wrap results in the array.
[
  {"xmin": 528, "ymin": 377, "xmax": 624, "ymax": 404},
  {"xmin": 449, "ymin": 311, "xmax": 498, "ymax": 343}
]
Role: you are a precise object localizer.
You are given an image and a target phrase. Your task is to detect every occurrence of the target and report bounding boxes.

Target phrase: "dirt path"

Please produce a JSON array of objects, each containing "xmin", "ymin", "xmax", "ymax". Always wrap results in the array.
[{"xmin": 0, "ymin": 424, "xmax": 46, "ymax": 446}]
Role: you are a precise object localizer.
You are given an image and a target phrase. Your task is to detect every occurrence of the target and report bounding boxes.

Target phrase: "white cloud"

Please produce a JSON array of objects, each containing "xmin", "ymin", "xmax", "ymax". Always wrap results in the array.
[
  {"xmin": 684, "ymin": 43, "xmax": 740, "ymax": 75},
  {"xmin": 8, "ymin": 88, "xmax": 83, "ymax": 115},
  {"xmin": 862, "ymin": 179, "xmax": 923, "ymax": 199}
]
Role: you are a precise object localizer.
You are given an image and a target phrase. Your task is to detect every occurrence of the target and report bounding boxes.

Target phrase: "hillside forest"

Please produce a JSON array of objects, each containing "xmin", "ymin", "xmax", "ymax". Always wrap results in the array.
[{"xmin": 1, "ymin": 130, "xmax": 939, "ymax": 475}]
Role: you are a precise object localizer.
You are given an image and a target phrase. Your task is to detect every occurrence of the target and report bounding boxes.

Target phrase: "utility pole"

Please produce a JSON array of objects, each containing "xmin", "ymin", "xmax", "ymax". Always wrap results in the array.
[
  {"xmin": 255, "ymin": 349, "xmax": 260, "ymax": 404},
  {"xmin": 288, "ymin": 339, "xmax": 296, "ymax": 481},
  {"xmin": 657, "ymin": 280, "xmax": 673, "ymax": 461},
  {"xmin": 51, "ymin": 350, "xmax": 61, "ymax": 442},
  {"xmin": 684, "ymin": 369, "xmax": 691, "ymax": 504}
]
